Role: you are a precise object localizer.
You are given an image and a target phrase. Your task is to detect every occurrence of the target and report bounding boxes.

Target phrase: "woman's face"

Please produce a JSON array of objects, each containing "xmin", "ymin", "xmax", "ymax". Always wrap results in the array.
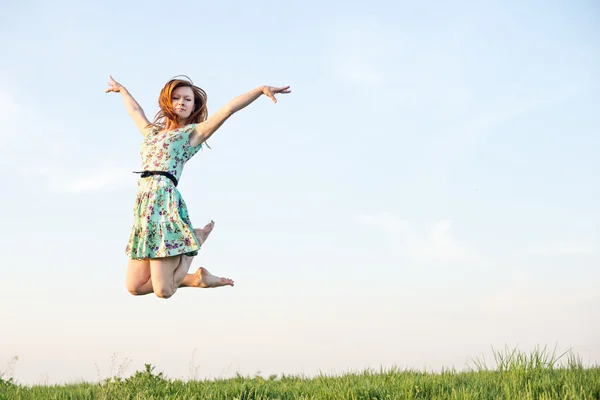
[{"xmin": 171, "ymin": 86, "xmax": 195, "ymax": 120}]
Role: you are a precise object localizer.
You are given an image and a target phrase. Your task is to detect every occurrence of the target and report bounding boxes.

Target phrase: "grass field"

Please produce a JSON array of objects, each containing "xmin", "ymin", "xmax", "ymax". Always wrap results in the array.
[{"xmin": 1, "ymin": 347, "xmax": 599, "ymax": 399}]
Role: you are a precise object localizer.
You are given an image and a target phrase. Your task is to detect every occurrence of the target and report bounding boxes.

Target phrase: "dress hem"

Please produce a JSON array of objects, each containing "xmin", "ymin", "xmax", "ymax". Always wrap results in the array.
[{"xmin": 126, "ymin": 245, "xmax": 201, "ymax": 260}]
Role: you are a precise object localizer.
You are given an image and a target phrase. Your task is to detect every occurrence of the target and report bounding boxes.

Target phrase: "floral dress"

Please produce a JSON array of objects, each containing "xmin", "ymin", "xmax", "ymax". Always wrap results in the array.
[{"xmin": 126, "ymin": 123, "xmax": 202, "ymax": 260}]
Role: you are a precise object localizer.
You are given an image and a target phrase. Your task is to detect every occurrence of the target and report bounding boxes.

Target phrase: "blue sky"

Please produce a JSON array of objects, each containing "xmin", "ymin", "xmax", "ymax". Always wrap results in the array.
[{"xmin": 0, "ymin": 0, "xmax": 598, "ymax": 385}]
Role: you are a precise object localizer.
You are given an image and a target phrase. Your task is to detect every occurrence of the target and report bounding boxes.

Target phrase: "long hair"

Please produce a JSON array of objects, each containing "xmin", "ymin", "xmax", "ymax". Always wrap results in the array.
[{"xmin": 149, "ymin": 75, "xmax": 208, "ymax": 131}]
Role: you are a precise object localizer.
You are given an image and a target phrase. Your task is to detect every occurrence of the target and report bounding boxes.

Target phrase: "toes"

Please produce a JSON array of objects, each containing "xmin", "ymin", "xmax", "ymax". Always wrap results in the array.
[{"xmin": 219, "ymin": 277, "xmax": 234, "ymax": 286}]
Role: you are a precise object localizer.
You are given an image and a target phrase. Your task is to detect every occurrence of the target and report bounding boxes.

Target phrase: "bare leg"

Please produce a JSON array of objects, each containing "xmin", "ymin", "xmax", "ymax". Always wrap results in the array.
[
  {"xmin": 150, "ymin": 258, "xmax": 233, "ymax": 298},
  {"xmin": 126, "ymin": 255, "xmax": 193, "ymax": 296},
  {"xmin": 172, "ymin": 254, "xmax": 195, "ymax": 288},
  {"xmin": 126, "ymin": 221, "xmax": 232, "ymax": 298},
  {"xmin": 127, "ymin": 258, "xmax": 234, "ymax": 296},
  {"xmin": 188, "ymin": 221, "xmax": 234, "ymax": 287},
  {"xmin": 171, "ymin": 220, "xmax": 215, "ymax": 287},
  {"xmin": 150, "ymin": 255, "xmax": 191, "ymax": 298},
  {"xmin": 126, "ymin": 259, "xmax": 153, "ymax": 295},
  {"xmin": 127, "ymin": 256, "xmax": 195, "ymax": 296}
]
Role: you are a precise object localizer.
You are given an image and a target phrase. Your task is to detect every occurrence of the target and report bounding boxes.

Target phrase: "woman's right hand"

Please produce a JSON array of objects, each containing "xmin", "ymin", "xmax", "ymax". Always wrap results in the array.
[
  {"xmin": 105, "ymin": 75, "xmax": 125, "ymax": 93},
  {"xmin": 262, "ymin": 85, "xmax": 291, "ymax": 103}
]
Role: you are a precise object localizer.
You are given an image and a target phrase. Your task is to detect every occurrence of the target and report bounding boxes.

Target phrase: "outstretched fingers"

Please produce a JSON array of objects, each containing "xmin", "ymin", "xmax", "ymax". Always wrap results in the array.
[
  {"xmin": 274, "ymin": 85, "xmax": 291, "ymax": 94},
  {"xmin": 105, "ymin": 75, "xmax": 122, "ymax": 93},
  {"xmin": 263, "ymin": 85, "xmax": 291, "ymax": 103}
]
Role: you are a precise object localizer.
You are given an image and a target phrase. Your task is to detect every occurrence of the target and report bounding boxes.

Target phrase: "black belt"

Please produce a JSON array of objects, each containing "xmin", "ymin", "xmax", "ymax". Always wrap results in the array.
[{"xmin": 133, "ymin": 170, "xmax": 178, "ymax": 187}]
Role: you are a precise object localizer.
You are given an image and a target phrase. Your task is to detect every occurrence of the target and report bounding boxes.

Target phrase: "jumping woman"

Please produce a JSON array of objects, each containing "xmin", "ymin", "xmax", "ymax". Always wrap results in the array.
[{"xmin": 106, "ymin": 75, "xmax": 291, "ymax": 299}]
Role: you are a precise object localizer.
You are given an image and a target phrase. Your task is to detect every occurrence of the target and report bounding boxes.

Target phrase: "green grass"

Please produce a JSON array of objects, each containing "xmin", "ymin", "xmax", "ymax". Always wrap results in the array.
[{"xmin": 1, "ymin": 346, "xmax": 599, "ymax": 399}]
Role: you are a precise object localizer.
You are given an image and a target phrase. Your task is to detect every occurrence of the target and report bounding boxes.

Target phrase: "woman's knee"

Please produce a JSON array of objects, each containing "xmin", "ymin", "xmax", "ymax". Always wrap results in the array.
[
  {"xmin": 148, "ymin": 257, "xmax": 180, "ymax": 299},
  {"xmin": 126, "ymin": 282, "xmax": 144, "ymax": 296},
  {"xmin": 154, "ymin": 286, "xmax": 175, "ymax": 299},
  {"xmin": 125, "ymin": 259, "xmax": 151, "ymax": 296}
]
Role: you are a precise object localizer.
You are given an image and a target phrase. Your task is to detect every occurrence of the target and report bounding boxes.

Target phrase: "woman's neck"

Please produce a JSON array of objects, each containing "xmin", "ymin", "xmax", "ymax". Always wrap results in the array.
[{"xmin": 165, "ymin": 119, "xmax": 187, "ymax": 131}]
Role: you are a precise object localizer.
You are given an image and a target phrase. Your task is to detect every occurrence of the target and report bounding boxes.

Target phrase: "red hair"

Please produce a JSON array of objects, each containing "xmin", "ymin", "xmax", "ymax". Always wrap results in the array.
[{"xmin": 149, "ymin": 75, "xmax": 208, "ymax": 131}]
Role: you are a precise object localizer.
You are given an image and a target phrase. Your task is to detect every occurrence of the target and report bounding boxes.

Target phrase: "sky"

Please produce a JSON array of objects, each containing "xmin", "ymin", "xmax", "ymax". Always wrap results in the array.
[{"xmin": 0, "ymin": 0, "xmax": 599, "ymax": 385}]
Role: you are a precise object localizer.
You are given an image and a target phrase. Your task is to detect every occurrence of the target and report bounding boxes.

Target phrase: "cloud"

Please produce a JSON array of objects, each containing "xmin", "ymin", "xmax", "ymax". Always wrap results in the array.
[
  {"xmin": 482, "ymin": 267, "xmax": 598, "ymax": 313},
  {"xmin": 525, "ymin": 239, "xmax": 599, "ymax": 257},
  {"xmin": 357, "ymin": 212, "xmax": 479, "ymax": 262}
]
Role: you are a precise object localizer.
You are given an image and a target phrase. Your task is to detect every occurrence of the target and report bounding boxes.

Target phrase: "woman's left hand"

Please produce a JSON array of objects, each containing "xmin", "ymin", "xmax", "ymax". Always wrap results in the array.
[{"xmin": 262, "ymin": 85, "xmax": 291, "ymax": 103}]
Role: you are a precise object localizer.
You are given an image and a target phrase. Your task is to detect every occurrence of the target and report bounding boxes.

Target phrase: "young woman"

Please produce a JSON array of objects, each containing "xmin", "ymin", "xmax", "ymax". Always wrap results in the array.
[{"xmin": 106, "ymin": 75, "xmax": 291, "ymax": 299}]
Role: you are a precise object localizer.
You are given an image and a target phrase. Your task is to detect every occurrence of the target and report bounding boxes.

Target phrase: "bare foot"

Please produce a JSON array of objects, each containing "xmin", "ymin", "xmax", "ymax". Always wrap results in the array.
[
  {"xmin": 194, "ymin": 220, "xmax": 215, "ymax": 246},
  {"xmin": 194, "ymin": 267, "xmax": 234, "ymax": 288}
]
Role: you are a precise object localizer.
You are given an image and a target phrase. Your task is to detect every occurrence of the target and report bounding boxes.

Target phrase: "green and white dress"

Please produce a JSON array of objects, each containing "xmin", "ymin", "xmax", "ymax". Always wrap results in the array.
[{"xmin": 126, "ymin": 123, "xmax": 202, "ymax": 260}]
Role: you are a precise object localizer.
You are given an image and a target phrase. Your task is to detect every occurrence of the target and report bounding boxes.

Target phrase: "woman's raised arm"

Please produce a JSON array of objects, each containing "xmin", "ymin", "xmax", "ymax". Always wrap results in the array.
[
  {"xmin": 106, "ymin": 75, "xmax": 152, "ymax": 136},
  {"xmin": 189, "ymin": 85, "xmax": 291, "ymax": 147}
]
